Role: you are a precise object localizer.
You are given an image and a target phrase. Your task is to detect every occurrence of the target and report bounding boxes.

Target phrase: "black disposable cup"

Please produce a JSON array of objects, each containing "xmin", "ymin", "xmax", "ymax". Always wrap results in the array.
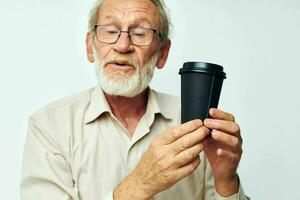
[{"xmin": 179, "ymin": 62, "xmax": 226, "ymax": 123}]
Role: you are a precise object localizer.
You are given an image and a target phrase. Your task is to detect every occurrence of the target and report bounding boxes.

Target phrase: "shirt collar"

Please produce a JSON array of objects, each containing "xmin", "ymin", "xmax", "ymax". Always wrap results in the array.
[
  {"xmin": 84, "ymin": 85, "xmax": 111, "ymax": 124},
  {"xmin": 147, "ymin": 88, "xmax": 174, "ymax": 120},
  {"xmin": 84, "ymin": 86, "xmax": 174, "ymax": 124}
]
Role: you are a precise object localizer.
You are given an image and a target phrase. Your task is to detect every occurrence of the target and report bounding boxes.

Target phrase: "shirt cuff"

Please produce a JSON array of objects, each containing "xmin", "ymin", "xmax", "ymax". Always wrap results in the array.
[
  {"xmin": 215, "ymin": 182, "xmax": 249, "ymax": 200},
  {"xmin": 102, "ymin": 190, "xmax": 114, "ymax": 200}
]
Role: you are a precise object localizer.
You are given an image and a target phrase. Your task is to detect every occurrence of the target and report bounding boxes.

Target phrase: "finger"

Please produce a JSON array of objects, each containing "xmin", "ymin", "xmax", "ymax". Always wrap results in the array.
[
  {"xmin": 171, "ymin": 126, "xmax": 210, "ymax": 153},
  {"xmin": 208, "ymin": 108, "xmax": 235, "ymax": 122},
  {"xmin": 174, "ymin": 157, "xmax": 200, "ymax": 181},
  {"xmin": 172, "ymin": 143, "xmax": 204, "ymax": 168},
  {"xmin": 204, "ymin": 119, "xmax": 241, "ymax": 137},
  {"xmin": 158, "ymin": 119, "xmax": 203, "ymax": 144},
  {"xmin": 211, "ymin": 130, "xmax": 242, "ymax": 150}
]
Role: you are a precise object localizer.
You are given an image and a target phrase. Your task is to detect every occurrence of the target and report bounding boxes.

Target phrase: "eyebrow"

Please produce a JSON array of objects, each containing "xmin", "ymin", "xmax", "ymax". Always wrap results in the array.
[
  {"xmin": 132, "ymin": 17, "xmax": 152, "ymax": 26},
  {"xmin": 103, "ymin": 15, "xmax": 116, "ymax": 19},
  {"xmin": 102, "ymin": 15, "xmax": 153, "ymax": 27}
]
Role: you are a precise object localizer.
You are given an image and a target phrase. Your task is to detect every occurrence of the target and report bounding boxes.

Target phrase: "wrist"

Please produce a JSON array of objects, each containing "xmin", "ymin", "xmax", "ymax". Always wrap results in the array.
[
  {"xmin": 113, "ymin": 173, "xmax": 153, "ymax": 200},
  {"xmin": 214, "ymin": 174, "xmax": 239, "ymax": 197}
]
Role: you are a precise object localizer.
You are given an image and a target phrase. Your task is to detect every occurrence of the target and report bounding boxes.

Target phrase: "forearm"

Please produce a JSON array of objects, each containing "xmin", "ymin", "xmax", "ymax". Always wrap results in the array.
[
  {"xmin": 113, "ymin": 173, "xmax": 152, "ymax": 200},
  {"xmin": 214, "ymin": 174, "xmax": 239, "ymax": 197}
]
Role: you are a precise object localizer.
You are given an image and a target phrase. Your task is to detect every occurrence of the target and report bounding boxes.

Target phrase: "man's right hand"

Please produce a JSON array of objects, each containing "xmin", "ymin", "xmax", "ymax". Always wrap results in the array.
[{"xmin": 113, "ymin": 119, "xmax": 210, "ymax": 200}]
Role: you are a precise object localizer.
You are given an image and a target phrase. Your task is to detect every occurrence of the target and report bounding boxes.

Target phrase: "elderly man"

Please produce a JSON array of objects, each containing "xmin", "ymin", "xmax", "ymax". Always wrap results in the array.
[{"xmin": 21, "ymin": 0, "xmax": 250, "ymax": 199}]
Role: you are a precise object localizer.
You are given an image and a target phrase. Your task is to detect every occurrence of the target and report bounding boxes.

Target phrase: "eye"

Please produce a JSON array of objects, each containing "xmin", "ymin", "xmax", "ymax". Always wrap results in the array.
[
  {"xmin": 105, "ymin": 29, "xmax": 118, "ymax": 34},
  {"xmin": 101, "ymin": 26, "xmax": 119, "ymax": 35},
  {"xmin": 133, "ymin": 32, "xmax": 145, "ymax": 37},
  {"xmin": 131, "ymin": 28, "xmax": 147, "ymax": 37}
]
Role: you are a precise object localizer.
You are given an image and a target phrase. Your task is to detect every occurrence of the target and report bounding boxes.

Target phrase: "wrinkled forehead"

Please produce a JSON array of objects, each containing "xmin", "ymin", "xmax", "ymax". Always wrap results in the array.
[{"xmin": 98, "ymin": 0, "xmax": 160, "ymax": 28}]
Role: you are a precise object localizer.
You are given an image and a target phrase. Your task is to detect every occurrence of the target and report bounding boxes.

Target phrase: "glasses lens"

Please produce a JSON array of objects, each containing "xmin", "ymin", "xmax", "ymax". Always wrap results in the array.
[
  {"xmin": 130, "ymin": 28, "xmax": 154, "ymax": 46},
  {"xmin": 96, "ymin": 25, "xmax": 120, "ymax": 43}
]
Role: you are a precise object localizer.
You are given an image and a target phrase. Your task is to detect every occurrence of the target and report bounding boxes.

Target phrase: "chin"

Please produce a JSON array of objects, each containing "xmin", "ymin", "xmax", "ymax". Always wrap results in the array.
[
  {"xmin": 98, "ymin": 73, "xmax": 145, "ymax": 97},
  {"xmin": 94, "ymin": 54, "xmax": 156, "ymax": 98}
]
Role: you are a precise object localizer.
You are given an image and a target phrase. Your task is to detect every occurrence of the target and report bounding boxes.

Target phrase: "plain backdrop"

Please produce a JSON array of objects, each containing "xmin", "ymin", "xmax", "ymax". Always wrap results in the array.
[{"xmin": 0, "ymin": 0, "xmax": 299, "ymax": 199}]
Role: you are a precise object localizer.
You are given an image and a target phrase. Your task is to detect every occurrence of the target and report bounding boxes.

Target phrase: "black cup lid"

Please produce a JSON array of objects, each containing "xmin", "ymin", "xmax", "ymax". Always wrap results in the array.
[{"xmin": 179, "ymin": 62, "xmax": 226, "ymax": 78}]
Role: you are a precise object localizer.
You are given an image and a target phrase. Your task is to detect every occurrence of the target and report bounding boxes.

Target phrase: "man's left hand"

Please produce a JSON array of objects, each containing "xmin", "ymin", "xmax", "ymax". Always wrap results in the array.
[{"xmin": 203, "ymin": 108, "xmax": 243, "ymax": 196}]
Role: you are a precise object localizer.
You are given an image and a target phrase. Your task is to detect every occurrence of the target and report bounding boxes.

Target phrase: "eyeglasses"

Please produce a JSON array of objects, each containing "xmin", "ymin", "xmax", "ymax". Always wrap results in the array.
[{"xmin": 94, "ymin": 25, "xmax": 161, "ymax": 46}]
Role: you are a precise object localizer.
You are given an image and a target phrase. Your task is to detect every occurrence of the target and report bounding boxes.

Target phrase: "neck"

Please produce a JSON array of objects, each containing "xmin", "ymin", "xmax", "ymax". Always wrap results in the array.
[{"xmin": 104, "ymin": 89, "xmax": 148, "ymax": 135}]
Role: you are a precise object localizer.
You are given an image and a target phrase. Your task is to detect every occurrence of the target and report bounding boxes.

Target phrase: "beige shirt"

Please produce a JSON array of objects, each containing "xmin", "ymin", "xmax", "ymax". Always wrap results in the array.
[{"xmin": 21, "ymin": 86, "xmax": 249, "ymax": 200}]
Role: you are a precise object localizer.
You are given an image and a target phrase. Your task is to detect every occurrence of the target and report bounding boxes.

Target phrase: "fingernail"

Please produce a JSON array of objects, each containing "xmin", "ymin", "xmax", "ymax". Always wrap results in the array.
[
  {"xmin": 211, "ymin": 131, "xmax": 218, "ymax": 138},
  {"xmin": 205, "ymin": 119, "xmax": 213, "ymax": 125},
  {"xmin": 195, "ymin": 119, "xmax": 203, "ymax": 126}
]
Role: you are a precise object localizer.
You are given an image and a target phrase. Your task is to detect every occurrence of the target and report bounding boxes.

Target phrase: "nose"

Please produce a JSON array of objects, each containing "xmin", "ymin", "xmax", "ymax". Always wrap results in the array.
[{"xmin": 113, "ymin": 32, "xmax": 134, "ymax": 54}]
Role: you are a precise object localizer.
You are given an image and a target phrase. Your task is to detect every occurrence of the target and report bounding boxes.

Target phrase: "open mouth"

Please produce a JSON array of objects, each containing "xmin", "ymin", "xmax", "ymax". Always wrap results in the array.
[
  {"xmin": 107, "ymin": 61, "xmax": 134, "ymax": 68},
  {"xmin": 116, "ymin": 63, "xmax": 128, "ymax": 66}
]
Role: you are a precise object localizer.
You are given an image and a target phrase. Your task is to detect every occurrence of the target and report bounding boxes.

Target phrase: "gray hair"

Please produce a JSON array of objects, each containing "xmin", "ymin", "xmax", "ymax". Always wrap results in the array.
[{"xmin": 87, "ymin": 0, "xmax": 171, "ymax": 47}]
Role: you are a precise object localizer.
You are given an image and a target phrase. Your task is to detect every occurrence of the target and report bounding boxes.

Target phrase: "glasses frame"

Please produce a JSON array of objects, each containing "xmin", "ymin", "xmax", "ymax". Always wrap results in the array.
[{"xmin": 94, "ymin": 24, "xmax": 162, "ymax": 46}]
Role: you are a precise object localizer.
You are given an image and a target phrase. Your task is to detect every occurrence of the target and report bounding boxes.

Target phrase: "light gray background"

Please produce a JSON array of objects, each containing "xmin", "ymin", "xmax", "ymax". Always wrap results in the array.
[{"xmin": 0, "ymin": 0, "xmax": 299, "ymax": 199}]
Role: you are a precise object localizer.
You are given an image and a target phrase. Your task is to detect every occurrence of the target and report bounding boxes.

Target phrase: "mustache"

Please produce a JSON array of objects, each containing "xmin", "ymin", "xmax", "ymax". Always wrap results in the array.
[{"xmin": 102, "ymin": 54, "xmax": 138, "ymax": 69}]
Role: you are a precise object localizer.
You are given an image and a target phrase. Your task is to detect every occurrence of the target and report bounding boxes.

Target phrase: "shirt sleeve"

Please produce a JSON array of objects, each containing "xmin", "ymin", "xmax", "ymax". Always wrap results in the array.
[
  {"xmin": 21, "ymin": 118, "xmax": 114, "ymax": 200},
  {"xmin": 214, "ymin": 180, "xmax": 251, "ymax": 200},
  {"xmin": 202, "ymin": 157, "xmax": 251, "ymax": 200},
  {"xmin": 21, "ymin": 117, "xmax": 80, "ymax": 200}
]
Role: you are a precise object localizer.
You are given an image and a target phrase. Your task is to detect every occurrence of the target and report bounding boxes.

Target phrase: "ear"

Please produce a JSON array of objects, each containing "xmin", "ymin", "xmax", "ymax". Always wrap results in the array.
[
  {"xmin": 156, "ymin": 39, "xmax": 171, "ymax": 69},
  {"xmin": 86, "ymin": 32, "xmax": 95, "ymax": 63}
]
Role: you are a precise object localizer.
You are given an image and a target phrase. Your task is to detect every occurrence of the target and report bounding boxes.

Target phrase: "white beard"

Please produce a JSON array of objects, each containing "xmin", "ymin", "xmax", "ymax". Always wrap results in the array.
[{"xmin": 93, "ymin": 48, "xmax": 159, "ymax": 98}]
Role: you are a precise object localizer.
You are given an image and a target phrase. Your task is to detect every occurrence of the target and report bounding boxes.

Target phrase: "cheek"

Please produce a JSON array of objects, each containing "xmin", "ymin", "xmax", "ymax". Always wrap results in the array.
[
  {"xmin": 95, "ymin": 45, "xmax": 112, "ymax": 60},
  {"xmin": 135, "ymin": 49, "xmax": 154, "ymax": 68}
]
